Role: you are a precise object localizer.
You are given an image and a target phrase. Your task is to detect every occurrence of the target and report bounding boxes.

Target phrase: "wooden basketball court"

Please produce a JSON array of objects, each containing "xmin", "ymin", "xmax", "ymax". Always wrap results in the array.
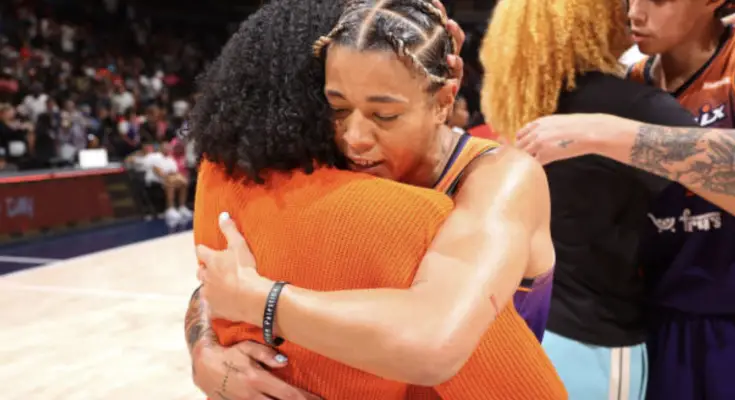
[{"xmin": 0, "ymin": 232, "xmax": 202, "ymax": 399}]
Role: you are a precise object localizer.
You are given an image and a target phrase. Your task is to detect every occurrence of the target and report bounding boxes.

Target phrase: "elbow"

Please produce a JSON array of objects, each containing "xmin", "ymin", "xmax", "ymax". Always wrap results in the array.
[{"xmin": 388, "ymin": 331, "xmax": 471, "ymax": 386}]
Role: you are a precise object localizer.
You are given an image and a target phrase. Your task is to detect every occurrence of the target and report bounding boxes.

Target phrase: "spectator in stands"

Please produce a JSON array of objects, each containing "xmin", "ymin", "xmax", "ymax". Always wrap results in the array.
[
  {"xmin": 172, "ymin": 98, "xmax": 190, "ymax": 121},
  {"xmin": 44, "ymin": 97, "xmax": 60, "ymax": 122},
  {"xmin": 0, "ymin": 102, "xmax": 34, "ymax": 166},
  {"xmin": 32, "ymin": 113, "xmax": 57, "ymax": 167},
  {"xmin": 0, "ymin": 0, "xmax": 213, "ymax": 176},
  {"xmin": 0, "ymin": 68, "xmax": 19, "ymax": 103},
  {"xmin": 139, "ymin": 104, "xmax": 173, "ymax": 144},
  {"xmin": 168, "ymin": 137, "xmax": 190, "ymax": 181},
  {"xmin": 56, "ymin": 102, "xmax": 87, "ymax": 164},
  {"xmin": 134, "ymin": 142, "xmax": 192, "ymax": 227},
  {"xmin": 0, "ymin": 148, "xmax": 18, "ymax": 173},
  {"xmin": 19, "ymin": 82, "xmax": 47, "ymax": 122},
  {"xmin": 115, "ymin": 107, "xmax": 141, "ymax": 158},
  {"xmin": 89, "ymin": 106, "xmax": 115, "ymax": 150},
  {"xmin": 110, "ymin": 80, "xmax": 135, "ymax": 115}
]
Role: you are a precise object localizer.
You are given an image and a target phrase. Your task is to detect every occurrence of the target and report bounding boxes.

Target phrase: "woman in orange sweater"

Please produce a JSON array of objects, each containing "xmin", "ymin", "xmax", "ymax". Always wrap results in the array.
[{"xmin": 190, "ymin": 0, "xmax": 560, "ymax": 399}]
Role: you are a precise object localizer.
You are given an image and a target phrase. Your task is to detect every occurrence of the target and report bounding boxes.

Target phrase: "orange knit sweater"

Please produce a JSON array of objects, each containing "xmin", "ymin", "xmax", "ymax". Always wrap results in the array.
[{"xmin": 194, "ymin": 160, "xmax": 566, "ymax": 399}]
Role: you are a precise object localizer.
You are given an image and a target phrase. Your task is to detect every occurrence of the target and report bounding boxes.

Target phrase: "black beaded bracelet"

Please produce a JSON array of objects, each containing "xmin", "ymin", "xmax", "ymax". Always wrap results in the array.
[{"xmin": 263, "ymin": 281, "xmax": 288, "ymax": 347}]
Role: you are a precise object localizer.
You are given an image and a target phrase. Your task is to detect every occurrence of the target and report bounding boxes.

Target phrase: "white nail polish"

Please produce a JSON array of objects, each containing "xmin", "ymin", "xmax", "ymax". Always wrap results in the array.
[
  {"xmin": 219, "ymin": 212, "xmax": 230, "ymax": 223},
  {"xmin": 274, "ymin": 354, "xmax": 288, "ymax": 363}
]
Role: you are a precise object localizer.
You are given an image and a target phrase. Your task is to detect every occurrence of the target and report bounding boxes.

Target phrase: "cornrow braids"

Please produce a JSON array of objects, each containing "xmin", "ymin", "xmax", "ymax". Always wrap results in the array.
[
  {"xmin": 313, "ymin": 22, "xmax": 348, "ymax": 57},
  {"xmin": 315, "ymin": 0, "xmax": 454, "ymax": 92},
  {"xmin": 415, "ymin": 0, "xmax": 446, "ymax": 25},
  {"xmin": 384, "ymin": 31, "xmax": 447, "ymax": 86},
  {"xmin": 408, "ymin": 0, "xmax": 455, "ymax": 52}
]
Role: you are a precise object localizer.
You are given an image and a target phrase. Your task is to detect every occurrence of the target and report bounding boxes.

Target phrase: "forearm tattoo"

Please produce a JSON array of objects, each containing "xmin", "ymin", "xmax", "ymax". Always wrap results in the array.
[
  {"xmin": 630, "ymin": 125, "xmax": 735, "ymax": 195},
  {"xmin": 185, "ymin": 285, "xmax": 215, "ymax": 353}
]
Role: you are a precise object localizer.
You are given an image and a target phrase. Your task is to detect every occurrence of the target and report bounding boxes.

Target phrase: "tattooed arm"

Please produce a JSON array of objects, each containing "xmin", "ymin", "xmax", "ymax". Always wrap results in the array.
[
  {"xmin": 185, "ymin": 285, "xmax": 217, "ymax": 392},
  {"xmin": 516, "ymin": 90, "xmax": 735, "ymax": 215},
  {"xmin": 630, "ymin": 124, "xmax": 735, "ymax": 205},
  {"xmin": 185, "ymin": 286, "xmax": 310, "ymax": 400},
  {"xmin": 185, "ymin": 285, "xmax": 215, "ymax": 355},
  {"xmin": 592, "ymin": 119, "xmax": 735, "ymax": 216}
]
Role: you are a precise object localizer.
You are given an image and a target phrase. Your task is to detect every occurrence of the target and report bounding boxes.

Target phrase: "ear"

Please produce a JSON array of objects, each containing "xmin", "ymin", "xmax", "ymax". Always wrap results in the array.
[{"xmin": 433, "ymin": 79, "xmax": 459, "ymax": 125}]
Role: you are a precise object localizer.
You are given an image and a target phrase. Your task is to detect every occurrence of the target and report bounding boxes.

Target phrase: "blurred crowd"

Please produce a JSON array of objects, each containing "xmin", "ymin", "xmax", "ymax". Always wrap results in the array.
[
  {"xmin": 0, "ymin": 0, "xmax": 222, "ymax": 174},
  {"xmin": 0, "ymin": 0, "xmax": 484, "ymax": 225},
  {"xmin": 0, "ymin": 0, "xmax": 235, "ymax": 227}
]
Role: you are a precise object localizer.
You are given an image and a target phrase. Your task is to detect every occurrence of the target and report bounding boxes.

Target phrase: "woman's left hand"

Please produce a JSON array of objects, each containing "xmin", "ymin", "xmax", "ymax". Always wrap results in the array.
[{"xmin": 197, "ymin": 211, "xmax": 270, "ymax": 324}]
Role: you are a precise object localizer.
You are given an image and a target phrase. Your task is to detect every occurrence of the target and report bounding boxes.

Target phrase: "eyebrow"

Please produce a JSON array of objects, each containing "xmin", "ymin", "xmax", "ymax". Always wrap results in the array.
[{"xmin": 325, "ymin": 89, "xmax": 407, "ymax": 104}]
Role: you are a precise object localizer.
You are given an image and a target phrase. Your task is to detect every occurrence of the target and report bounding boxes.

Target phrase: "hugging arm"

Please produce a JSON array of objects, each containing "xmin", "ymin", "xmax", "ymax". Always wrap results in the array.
[{"xmin": 235, "ymin": 149, "xmax": 550, "ymax": 385}]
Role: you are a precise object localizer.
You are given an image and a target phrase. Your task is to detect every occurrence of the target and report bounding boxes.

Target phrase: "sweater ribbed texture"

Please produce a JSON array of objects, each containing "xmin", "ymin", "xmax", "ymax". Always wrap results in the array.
[{"xmin": 195, "ymin": 160, "xmax": 566, "ymax": 399}]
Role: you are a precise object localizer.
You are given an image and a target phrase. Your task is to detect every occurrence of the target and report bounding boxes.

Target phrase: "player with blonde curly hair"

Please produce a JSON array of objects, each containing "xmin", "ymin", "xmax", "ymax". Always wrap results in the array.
[
  {"xmin": 480, "ymin": 0, "xmax": 704, "ymax": 398},
  {"xmin": 505, "ymin": 0, "xmax": 735, "ymax": 398},
  {"xmin": 481, "ymin": 0, "xmax": 630, "ymax": 140}
]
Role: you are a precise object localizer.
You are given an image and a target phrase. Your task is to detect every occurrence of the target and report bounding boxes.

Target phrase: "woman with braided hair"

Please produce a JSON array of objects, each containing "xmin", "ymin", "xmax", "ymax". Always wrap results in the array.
[{"xmin": 189, "ymin": 0, "xmax": 564, "ymax": 398}]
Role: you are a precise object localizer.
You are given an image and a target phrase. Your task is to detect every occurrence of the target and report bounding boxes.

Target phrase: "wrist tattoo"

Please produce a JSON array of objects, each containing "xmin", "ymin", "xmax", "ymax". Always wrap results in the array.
[
  {"xmin": 185, "ymin": 285, "xmax": 215, "ymax": 353},
  {"xmin": 557, "ymin": 139, "xmax": 574, "ymax": 148}
]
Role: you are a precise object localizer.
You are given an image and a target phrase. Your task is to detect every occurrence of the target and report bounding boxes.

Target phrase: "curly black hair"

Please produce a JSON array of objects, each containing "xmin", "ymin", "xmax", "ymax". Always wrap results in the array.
[{"xmin": 188, "ymin": 0, "xmax": 346, "ymax": 183}]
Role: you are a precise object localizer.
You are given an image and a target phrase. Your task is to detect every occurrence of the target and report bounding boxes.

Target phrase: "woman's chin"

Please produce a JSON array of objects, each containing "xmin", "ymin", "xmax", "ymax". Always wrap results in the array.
[{"xmin": 349, "ymin": 163, "xmax": 391, "ymax": 179}]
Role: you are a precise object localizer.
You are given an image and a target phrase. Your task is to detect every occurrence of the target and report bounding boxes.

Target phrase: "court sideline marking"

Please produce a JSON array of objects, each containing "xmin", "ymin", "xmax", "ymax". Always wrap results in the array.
[{"xmin": 0, "ymin": 255, "xmax": 62, "ymax": 264}]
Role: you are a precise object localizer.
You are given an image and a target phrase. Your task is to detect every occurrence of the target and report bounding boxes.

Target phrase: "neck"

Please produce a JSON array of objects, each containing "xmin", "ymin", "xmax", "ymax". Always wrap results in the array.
[
  {"xmin": 658, "ymin": 21, "xmax": 725, "ymax": 91},
  {"xmin": 405, "ymin": 125, "xmax": 460, "ymax": 188}
]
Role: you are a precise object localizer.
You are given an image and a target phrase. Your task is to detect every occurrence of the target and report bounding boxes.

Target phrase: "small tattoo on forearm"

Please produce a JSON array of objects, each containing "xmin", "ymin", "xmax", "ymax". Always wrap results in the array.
[{"xmin": 557, "ymin": 139, "xmax": 574, "ymax": 148}]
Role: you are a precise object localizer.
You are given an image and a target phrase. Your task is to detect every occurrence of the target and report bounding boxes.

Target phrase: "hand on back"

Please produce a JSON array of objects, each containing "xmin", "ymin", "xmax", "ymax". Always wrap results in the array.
[{"xmin": 192, "ymin": 340, "xmax": 321, "ymax": 400}]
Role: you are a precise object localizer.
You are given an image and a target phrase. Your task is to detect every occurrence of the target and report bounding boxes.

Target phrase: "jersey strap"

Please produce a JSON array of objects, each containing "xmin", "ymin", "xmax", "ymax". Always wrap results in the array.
[
  {"xmin": 434, "ymin": 136, "xmax": 501, "ymax": 196},
  {"xmin": 627, "ymin": 56, "xmax": 653, "ymax": 85}
]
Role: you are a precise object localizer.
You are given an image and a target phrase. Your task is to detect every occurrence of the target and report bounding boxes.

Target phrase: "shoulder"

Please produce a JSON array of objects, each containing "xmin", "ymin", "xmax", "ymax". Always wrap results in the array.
[
  {"xmin": 626, "ymin": 85, "xmax": 696, "ymax": 126},
  {"xmin": 569, "ymin": 72, "xmax": 695, "ymax": 127},
  {"xmin": 196, "ymin": 159, "xmax": 246, "ymax": 193},
  {"xmin": 457, "ymin": 147, "xmax": 548, "ymax": 215},
  {"xmin": 465, "ymin": 136, "xmax": 501, "ymax": 150},
  {"xmin": 465, "ymin": 146, "xmax": 547, "ymax": 190}
]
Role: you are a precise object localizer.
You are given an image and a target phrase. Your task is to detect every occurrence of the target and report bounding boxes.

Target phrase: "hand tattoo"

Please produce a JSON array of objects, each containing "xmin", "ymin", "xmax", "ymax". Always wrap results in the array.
[
  {"xmin": 185, "ymin": 285, "xmax": 215, "ymax": 354},
  {"xmin": 216, "ymin": 361, "xmax": 240, "ymax": 400},
  {"xmin": 557, "ymin": 139, "xmax": 574, "ymax": 148},
  {"xmin": 631, "ymin": 125, "xmax": 735, "ymax": 195}
]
